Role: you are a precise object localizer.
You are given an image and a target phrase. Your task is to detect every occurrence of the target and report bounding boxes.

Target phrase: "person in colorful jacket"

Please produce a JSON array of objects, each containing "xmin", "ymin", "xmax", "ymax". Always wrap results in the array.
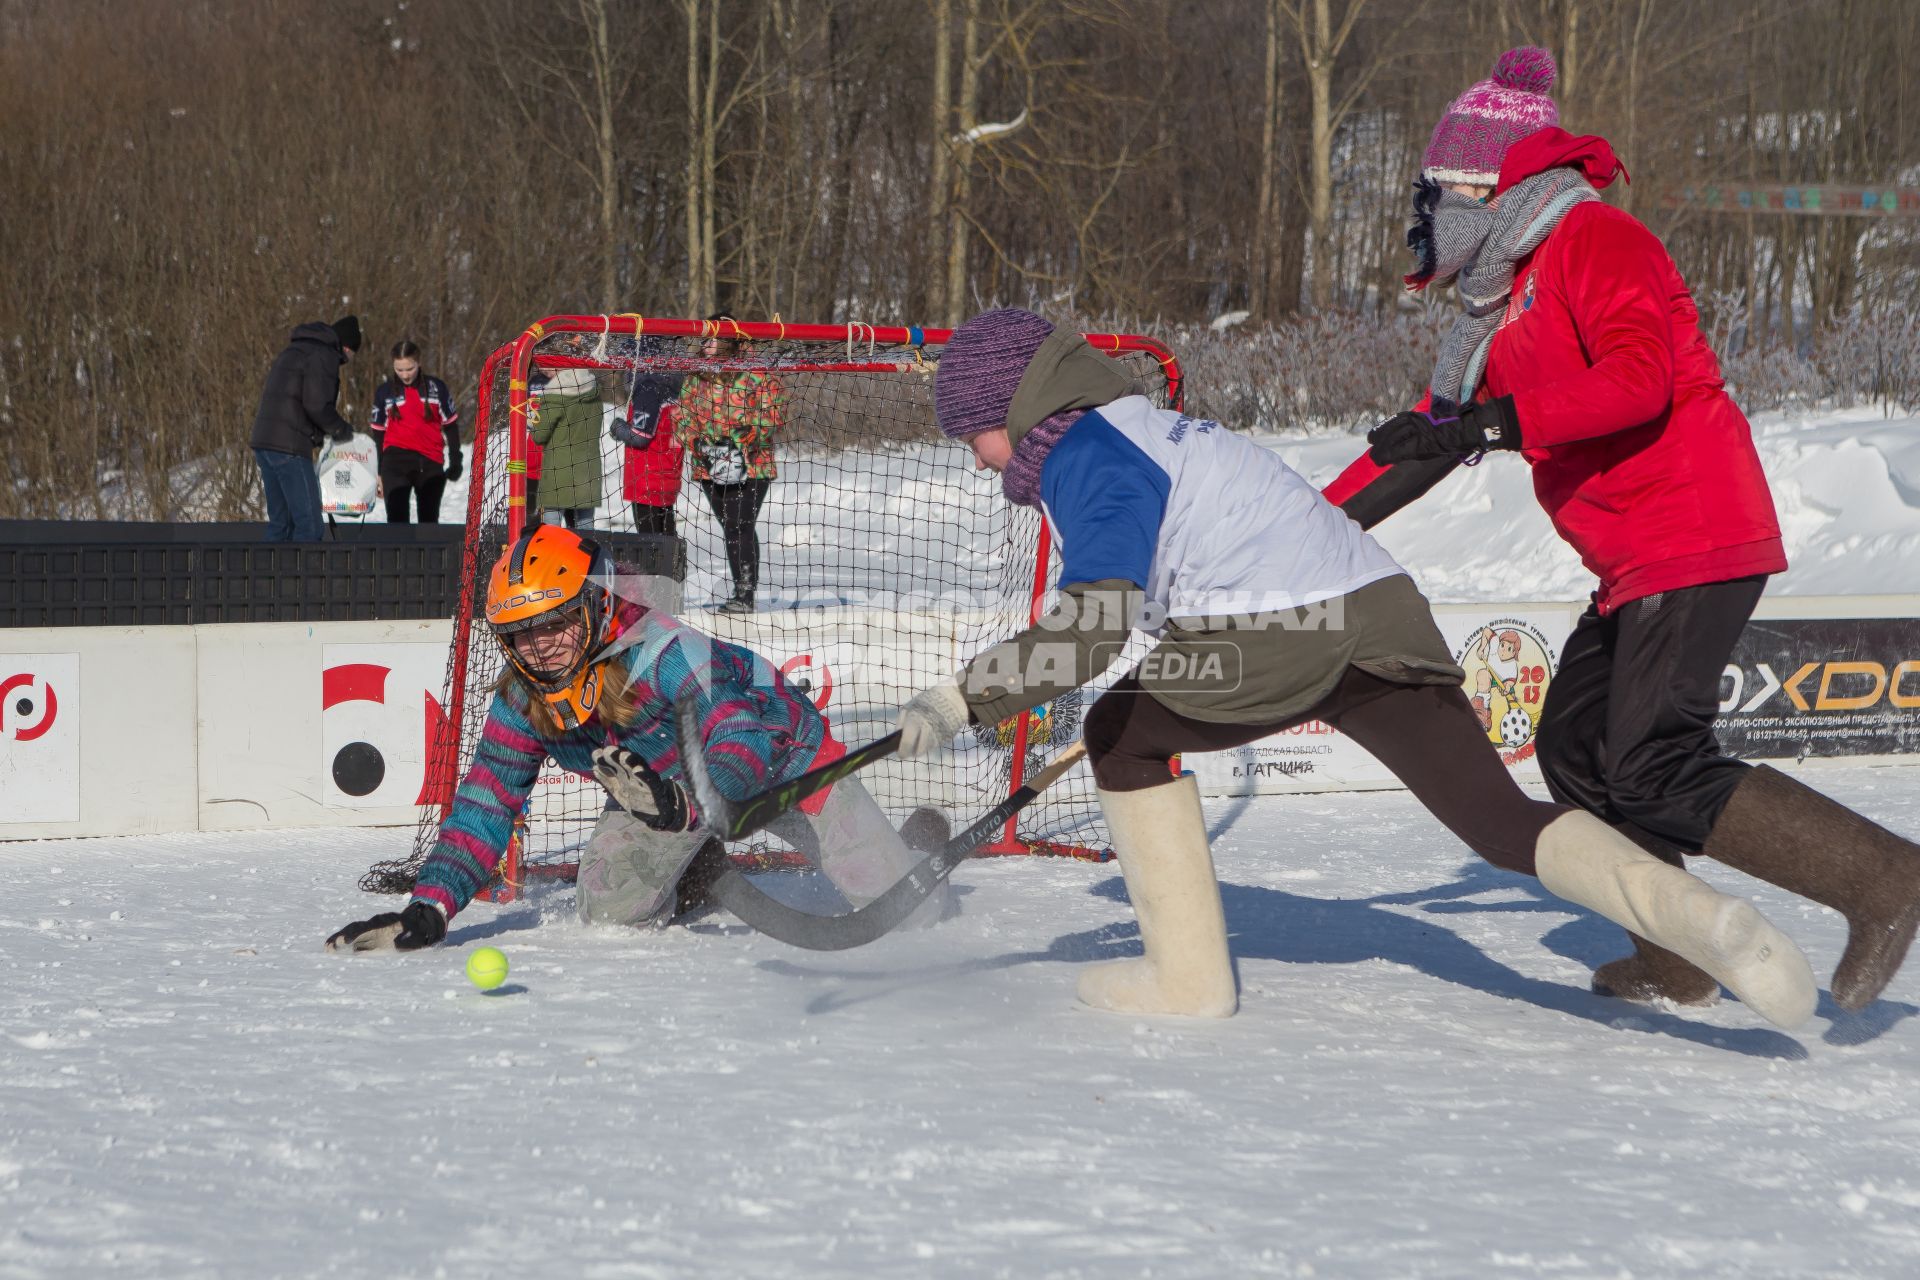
[
  {"xmin": 368, "ymin": 340, "xmax": 462, "ymax": 524},
  {"xmin": 675, "ymin": 312, "xmax": 788, "ymax": 612},
  {"xmin": 326, "ymin": 524, "xmax": 946, "ymax": 950},
  {"xmin": 1326, "ymin": 47, "xmax": 1920, "ymax": 1013},
  {"xmin": 890, "ymin": 308, "xmax": 1815, "ymax": 1031}
]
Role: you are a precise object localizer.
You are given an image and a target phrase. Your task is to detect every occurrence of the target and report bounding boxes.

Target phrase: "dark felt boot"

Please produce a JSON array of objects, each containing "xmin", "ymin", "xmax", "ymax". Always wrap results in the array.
[
  {"xmin": 1590, "ymin": 827, "xmax": 1720, "ymax": 1006},
  {"xmin": 899, "ymin": 806, "xmax": 951, "ymax": 854},
  {"xmin": 1705, "ymin": 764, "xmax": 1920, "ymax": 1011},
  {"xmin": 1592, "ymin": 932, "xmax": 1722, "ymax": 1006}
]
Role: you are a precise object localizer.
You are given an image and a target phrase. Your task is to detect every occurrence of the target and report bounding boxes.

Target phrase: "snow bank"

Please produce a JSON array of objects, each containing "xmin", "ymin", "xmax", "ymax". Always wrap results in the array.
[{"xmin": 1271, "ymin": 406, "xmax": 1920, "ymax": 603}]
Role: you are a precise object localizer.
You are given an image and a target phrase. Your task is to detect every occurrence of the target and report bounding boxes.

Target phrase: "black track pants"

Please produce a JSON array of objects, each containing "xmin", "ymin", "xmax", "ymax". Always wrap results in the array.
[
  {"xmin": 380, "ymin": 447, "xmax": 446, "ymax": 524},
  {"xmin": 1084, "ymin": 667, "xmax": 1561, "ymax": 875},
  {"xmin": 1535, "ymin": 577, "xmax": 1765, "ymax": 853}
]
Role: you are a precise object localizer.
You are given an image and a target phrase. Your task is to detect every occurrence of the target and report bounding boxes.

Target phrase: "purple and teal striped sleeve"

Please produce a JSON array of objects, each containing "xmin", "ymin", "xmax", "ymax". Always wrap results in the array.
[
  {"xmin": 641, "ymin": 633, "xmax": 801, "ymax": 809},
  {"xmin": 410, "ymin": 686, "xmax": 546, "ymax": 920}
]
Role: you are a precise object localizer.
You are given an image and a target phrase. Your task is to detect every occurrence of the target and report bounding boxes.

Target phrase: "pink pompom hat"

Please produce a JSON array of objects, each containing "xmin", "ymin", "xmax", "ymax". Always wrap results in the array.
[{"xmin": 1423, "ymin": 47, "xmax": 1559, "ymax": 187}]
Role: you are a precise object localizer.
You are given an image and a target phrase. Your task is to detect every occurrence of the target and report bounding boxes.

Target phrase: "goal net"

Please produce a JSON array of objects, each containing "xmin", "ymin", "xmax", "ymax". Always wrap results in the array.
[{"xmin": 362, "ymin": 315, "xmax": 1183, "ymax": 901}]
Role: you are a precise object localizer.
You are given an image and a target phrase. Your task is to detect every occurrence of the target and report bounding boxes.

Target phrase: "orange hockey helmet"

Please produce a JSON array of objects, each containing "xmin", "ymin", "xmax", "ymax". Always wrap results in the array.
[{"xmin": 485, "ymin": 523, "xmax": 619, "ymax": 730}]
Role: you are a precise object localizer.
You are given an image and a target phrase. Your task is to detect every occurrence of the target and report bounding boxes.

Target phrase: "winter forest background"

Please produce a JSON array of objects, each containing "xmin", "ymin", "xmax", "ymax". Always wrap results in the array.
[{"xmin": 5, "ymin": 0, "xmax": 1920, "ymax": 519}]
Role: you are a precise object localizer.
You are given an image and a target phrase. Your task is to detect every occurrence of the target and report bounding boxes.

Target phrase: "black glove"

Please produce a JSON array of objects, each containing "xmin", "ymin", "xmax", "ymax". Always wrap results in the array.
[
  {"xmin": 591, "ymin": 745, "xmax": 694, "ymax": 832},
  {"xmin": 330, "ymin": 425, "xmax": 355, "ymax": 445},
  {"xmin": 1367, "ymin": 395, "xmax": 1522, "ymax": 464},
  {"xmin": 444, "ymin": 449, "xmax": 463, "ymax": 483},
  {"xmin": 325, "ymin": 900, "xmax": 448, "ymax": 953}
]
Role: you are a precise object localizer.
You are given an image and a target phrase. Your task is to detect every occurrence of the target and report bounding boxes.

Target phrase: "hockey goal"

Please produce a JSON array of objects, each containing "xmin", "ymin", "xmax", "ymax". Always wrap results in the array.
[{"xmin": 362, "ymin": 315, "xmax": 1183, "ymax": 901}]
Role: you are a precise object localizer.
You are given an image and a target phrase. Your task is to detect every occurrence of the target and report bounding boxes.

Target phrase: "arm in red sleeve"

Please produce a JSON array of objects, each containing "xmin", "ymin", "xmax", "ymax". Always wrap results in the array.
[
  {"xmin": 1321, "ymin": 388, "xmax": 1458, "ymax": 530},
  {"xmin": 1510, "ymin": 212, "xmax": 1677, "ymax": 448},
  {"xmin": 1325, "ymin": 451, "xmax": 1462, "ymax": 530}
]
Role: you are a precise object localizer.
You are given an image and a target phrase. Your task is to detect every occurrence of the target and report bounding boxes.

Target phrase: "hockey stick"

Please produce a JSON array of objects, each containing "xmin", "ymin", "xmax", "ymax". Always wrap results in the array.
[
  {"xmin": 673, "ymin": 694, "xmax": 903, "ymax": 842},
  {"xmin": 698, "ymin": 740, "xmax": 1090, "ymax": 951}
]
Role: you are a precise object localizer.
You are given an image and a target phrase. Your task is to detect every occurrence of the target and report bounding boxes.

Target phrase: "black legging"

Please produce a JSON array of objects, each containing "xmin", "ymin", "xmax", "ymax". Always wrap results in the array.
[
  {"xmin": 1083, "ymin": 666, "xmax": 1561, "ymax": 876},
  {"xmin": 631, "ymin": 503, "xmax": 677, "ymax": 537},
  {"xmin": 699, "ymin": 479, "xmax": 770, "ymax": 596}
]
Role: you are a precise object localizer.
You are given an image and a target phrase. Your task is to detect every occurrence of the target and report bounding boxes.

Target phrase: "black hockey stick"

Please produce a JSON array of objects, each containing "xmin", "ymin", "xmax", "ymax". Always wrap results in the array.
[
  {"xmin": 673, "ymin": 694, "xmax": 903, "ymax": 842},
  {"xmin": 698, "ymin": 741, "xmax": 1090, "ymax": 951}
]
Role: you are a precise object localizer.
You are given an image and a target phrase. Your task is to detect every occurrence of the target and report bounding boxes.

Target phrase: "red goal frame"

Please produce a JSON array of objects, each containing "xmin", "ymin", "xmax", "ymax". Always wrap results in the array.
[{"xmin": 422, "ymin": 315, "xmax": 1184, "ymax": 902}]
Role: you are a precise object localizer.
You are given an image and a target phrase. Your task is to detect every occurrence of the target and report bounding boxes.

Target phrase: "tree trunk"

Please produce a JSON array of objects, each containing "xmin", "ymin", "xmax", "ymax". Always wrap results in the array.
[
  {"xmin": 1251, "ymin": 0, "xmax": 1281, "ymax": 321},
  {"xmin": 683, "ymin": 0, "xmax": 704, "ymax": 313},
  {"xmin": 701, "ymin": 0, "xmax": 721, "ymax": 313},
  {"xmin": 927, "ymin": 0, "xmax": 952, "ymax": 323},
  {"xmin": 944, "ymin": 0, "xmax": 980, "ymax": 327},
  {"xmin": 1305, "ymin": 0, "xmax": 1334, "ymax": 312},
  {"xmin": 586, "ymin": 0, "xmax": 618, "ymax": 309}
]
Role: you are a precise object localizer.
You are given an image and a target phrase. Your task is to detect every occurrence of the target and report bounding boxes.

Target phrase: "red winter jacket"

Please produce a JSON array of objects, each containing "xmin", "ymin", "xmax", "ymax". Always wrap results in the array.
[
  {"xmin": 622, "ymin": 402, "xmax": 687, "ymax": 507},
  {"xmin": 1326, "ymin": 128, "xmax": 1786, "ymax": 613}
]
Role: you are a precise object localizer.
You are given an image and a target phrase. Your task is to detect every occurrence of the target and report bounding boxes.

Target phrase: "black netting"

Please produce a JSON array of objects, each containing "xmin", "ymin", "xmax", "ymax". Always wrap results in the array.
[{"xmin": 363, "ymin": 320, "xmax": 1172, "ymax": 897}]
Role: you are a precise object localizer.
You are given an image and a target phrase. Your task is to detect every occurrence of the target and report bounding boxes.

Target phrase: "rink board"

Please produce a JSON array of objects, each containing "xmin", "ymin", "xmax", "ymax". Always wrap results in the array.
[{"xmin": 2, "ymin": 593, "xmax": 1917, "ymax": 839}]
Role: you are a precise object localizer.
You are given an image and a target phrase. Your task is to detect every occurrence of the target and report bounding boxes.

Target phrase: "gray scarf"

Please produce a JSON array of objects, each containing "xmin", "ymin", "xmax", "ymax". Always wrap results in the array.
[{"xmin": 1419, "ymin": 167, "xmax": 1598, "ymax": 411}]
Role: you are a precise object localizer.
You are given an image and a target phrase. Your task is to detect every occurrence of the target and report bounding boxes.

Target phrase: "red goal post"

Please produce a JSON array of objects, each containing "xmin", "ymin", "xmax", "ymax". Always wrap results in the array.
[{"xmin": 365, "ymin": 314, "xmax": 1184, "ymax": 902}]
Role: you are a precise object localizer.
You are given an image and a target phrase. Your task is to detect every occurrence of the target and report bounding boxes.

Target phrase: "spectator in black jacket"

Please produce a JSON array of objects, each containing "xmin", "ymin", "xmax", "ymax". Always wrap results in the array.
[
  {"xmin": 249, "ymin": 315, "xmax": 360, "ymax": 541},
  {"xmin": 369, "ymin": 340, "xmax": 463, "ymax": 524}
]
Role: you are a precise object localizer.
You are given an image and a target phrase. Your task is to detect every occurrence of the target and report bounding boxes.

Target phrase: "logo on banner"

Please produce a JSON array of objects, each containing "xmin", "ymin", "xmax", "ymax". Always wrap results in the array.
[
  {"xmin": 320, "ymin": 644, "xmax": 450, "ymax": 808},
  {"xmin": 1717, "ymin": 619, "xmax": 1920, "ymax": 759},
  {"xmin": 778, "ymin": 653, "xmax": 834, "ymax": 710},
  {"xmin": 1, "ymin": 655, "xmax": 81, "ymax": 824},
  {"xmin": 1455, "ymin": 620, "xmax": 1556, "ymax": 765},
  {"xmin": 0, "ymin": 672, "xmax": 59, "ymax": 741}
]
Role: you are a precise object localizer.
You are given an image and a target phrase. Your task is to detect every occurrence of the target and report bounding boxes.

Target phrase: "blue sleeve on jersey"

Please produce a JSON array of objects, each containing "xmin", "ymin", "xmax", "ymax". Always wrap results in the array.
[{"xmin": 1040, "ymin": 415, "xmax": 1169, "ymax": 588}]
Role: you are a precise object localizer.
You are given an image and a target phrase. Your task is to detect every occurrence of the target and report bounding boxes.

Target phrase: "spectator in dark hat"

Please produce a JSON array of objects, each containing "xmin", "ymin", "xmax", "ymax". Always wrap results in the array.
[{"xmin": 249, "ymin": 315, "xmax": 360, "ymax": 541}]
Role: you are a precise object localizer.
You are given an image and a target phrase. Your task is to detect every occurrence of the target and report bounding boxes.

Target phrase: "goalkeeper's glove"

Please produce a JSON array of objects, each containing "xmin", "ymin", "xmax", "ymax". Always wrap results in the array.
[
  {"xmin": 1366, "ymin": 394, "xmax": 1521, "ymax": 464},
  {"xmin": 592, "ymin": 745, "xmax": 694, "ymax": 832},
  {"xmin": 897, "ymin": 678, "xmax": 970, "ymax": 758},
  {"xmin": 444, "ymin": 448, "xmax": 463, "ymax": 483},
  {"xmin": 325, "ymin": 900, "xmax": 447, "ymax": 953}
]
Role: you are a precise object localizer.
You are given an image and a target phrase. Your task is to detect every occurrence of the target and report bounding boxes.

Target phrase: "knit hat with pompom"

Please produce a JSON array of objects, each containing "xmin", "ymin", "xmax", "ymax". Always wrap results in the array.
[
  {"xmin": 1423, "ymin": 47, "xmax": 1558, "ymax": 187},
  {"xmin": 933, "ymin": 308, "xmax": 1055, "ymax": 441}
]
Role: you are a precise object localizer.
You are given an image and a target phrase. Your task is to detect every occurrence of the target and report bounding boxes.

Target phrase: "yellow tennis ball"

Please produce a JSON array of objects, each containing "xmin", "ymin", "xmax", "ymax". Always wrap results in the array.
[{"xmin": 466, "ymin": 946, "xmax": 509, "ymax": 991}]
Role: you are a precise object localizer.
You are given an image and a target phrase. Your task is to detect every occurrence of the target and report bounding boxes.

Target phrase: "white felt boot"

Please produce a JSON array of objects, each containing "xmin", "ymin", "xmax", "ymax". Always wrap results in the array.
[
  {"xmin": 1535, "ymin": 811, "xmax": 1817, "ymax": 1030},
  {"xmin": 1078, "ymin": 775, "xmax": 1237, "ymax": 1018}
]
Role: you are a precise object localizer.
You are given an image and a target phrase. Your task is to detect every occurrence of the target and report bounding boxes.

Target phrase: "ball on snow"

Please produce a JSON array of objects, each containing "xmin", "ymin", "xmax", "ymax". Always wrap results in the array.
[{"xmin": 466, "ymin": 946, "xmax": 509, "ymax": 991}]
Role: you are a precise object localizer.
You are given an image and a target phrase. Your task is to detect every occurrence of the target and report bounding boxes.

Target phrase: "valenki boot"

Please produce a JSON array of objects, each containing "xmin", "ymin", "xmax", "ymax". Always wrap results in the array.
[
  {"xmin": 1704, "ymin": 764, "xmax": 1920, "ymax": 1011},
  {"xmin": 1592, "ymin": 933, "xmax": 1722, "ymax": 1007},
  {"xmin": 1535, "ymin": 810, "xmax": 1817, "ymax": 1030},
  {"xmin": 1591, "ymin": 835, "xmax": 1721, "ymax": 1007},
  {"xmin": 1078, "ymin": 774, "xmax": 1238, "ymax": 1018}
]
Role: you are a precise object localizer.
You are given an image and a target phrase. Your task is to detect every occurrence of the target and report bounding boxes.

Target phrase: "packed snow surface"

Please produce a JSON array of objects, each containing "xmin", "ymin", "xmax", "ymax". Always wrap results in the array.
[{"xmin": 4, "ymin": 765, "xmax": 1919, "ymax": 1278}]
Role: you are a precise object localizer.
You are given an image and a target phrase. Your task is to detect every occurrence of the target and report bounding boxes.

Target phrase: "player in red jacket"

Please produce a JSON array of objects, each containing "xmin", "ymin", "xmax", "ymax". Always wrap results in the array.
[{"xmin": 1327, "ymin": 47, "xmax": 1920, "ymax": 1014}]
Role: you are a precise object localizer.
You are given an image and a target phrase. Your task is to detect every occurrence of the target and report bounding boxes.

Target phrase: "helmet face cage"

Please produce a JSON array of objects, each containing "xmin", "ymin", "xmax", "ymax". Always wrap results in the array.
[{"xmin": 486, "ymin": 526, "xmax": 615, "ymax": 713}]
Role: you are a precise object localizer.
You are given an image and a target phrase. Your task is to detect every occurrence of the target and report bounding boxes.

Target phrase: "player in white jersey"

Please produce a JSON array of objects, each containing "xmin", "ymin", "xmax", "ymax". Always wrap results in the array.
[{"xmin": 892, "ymin": 309, "xmax": 1816, "ymax": 1031}]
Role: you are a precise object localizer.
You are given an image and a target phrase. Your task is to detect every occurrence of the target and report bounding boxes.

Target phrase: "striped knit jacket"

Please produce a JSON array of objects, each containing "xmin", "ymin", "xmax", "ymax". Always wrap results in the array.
[{"xmin": 411, "ymin": 608, "xmax": 824, "ymax": 920}]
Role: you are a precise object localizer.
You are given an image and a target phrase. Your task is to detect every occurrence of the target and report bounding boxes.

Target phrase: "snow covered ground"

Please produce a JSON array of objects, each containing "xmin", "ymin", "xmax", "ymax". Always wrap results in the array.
[{"xmin": 5, "ymin": 764, "xmax": 1919, "ymax": 1279}]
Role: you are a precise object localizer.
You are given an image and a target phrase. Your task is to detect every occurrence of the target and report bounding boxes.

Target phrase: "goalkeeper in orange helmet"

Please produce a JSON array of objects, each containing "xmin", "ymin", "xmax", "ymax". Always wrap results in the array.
[{"xmin": 326, "ymin": 523, "xmax": 947, "ymax": 951}]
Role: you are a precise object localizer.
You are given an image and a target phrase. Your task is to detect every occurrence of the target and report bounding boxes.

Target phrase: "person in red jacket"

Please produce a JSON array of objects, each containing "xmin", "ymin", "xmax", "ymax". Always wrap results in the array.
[
  {"xmin": 369, "ymin": 340, "xmax": 463, "ymax": 524},
  {"xmin": 1328, "ymin": 46, "xmax": 1920, "ymax": 1014},
  {"xmin": 610, "ymin": 340, "xmax": 688, "ymax": 535}
]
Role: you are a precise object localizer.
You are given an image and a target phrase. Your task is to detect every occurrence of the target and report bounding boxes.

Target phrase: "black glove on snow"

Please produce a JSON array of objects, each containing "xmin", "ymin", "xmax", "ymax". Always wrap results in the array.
[
  {"xmin": 1367, "ymin": 394, "xmax": 1522, "ymax": 464},
  {"xmin": 325, "ymin": 900, "xmax": 448, "ymax": 953},
  {"xmin": 444, "ymin": 449, "xmax": 463, "ymax": 483},
  {"xmin": 591, "ymin": 745, "xmax": 694, "ymax": 832}
]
